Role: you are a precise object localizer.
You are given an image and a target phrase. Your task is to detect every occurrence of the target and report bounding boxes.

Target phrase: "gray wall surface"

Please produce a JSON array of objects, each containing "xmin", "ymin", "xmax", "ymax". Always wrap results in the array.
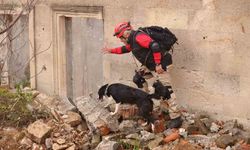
[
  {"xmin": 9, "ymin": 15, "xmax": 30, "ymax": 87},
  {"xmin": 0, "ymin": 14, "xmax": 29, "ymax": 87}
]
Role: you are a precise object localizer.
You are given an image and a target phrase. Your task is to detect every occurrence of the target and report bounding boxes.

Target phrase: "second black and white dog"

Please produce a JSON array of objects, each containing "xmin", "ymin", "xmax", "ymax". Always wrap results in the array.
[
  {"xmin": 133, "ymin": 70, "xmax": 173, "ymax": 101},
  {"xmin": 150, "ymin": 80, "xmax": 173, "ymax": 100},
  {"xmin": 98, "ymin": 83, "xmax": 155, "ymax": 128}
]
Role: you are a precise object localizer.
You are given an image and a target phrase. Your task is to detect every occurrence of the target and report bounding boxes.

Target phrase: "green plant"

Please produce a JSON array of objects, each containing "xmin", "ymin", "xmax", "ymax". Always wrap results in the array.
[
  {"xmin": 14, "ymin": 79, "xmax": 30, "ymax": 89},
  {"xmin": 117, "ymin": 140, "xmax": 140, "ymax": 150},
  {"xmin": 0, "ymin": 86, "xmax": 49, "ymax": 127}
]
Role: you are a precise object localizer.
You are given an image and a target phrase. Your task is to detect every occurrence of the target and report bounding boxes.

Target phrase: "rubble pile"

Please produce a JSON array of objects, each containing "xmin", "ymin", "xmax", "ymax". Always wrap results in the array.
[
  {"xmin": 1, "ymin": 90, "xmax": 250, "ymax": 150},
  {"xmin": 95, "ymin": 104, "xmax": 250, "ymax": 150},
  {"xmin": 15, "ymin": 110, "xmax": 90, "ymax": 150}
]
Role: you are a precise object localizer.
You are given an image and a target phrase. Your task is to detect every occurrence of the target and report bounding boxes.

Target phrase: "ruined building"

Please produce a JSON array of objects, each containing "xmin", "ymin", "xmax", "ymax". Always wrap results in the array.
[{"xmin": 0, "ymin": 0, "xmax": 249, "ymax": 129}]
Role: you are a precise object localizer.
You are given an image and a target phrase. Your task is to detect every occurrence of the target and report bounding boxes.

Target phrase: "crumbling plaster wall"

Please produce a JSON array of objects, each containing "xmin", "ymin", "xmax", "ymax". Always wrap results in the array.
[{"xmin": 22, "ymin": 0, "xmax": 250, "ymax": 127}]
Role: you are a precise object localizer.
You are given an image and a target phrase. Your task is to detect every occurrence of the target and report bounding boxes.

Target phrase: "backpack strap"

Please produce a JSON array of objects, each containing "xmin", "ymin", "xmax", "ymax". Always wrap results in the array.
[{"xmin": 136, "ymin": 30, "xmax": 155, "ymax": 66}]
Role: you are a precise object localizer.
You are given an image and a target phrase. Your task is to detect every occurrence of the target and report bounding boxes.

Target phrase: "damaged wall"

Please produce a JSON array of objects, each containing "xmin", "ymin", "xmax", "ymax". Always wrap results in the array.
[
  {"xmin": 0, "ymin": 13, "xmax": 29, "ymax": 87},
  {"xmin": 171, "ymin": 0, "xmax": 250, "ymax": 127},
  {"xmin": 4, "ymin": 0, "xmax": 250, "ymax": 128}
]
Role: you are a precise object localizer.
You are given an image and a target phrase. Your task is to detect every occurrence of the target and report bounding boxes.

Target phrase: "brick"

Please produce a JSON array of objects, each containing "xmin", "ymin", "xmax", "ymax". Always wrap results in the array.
[
  {"xmin": 98, "ymin": 125, "xmax": 110, "ymax": 136},
  {"xmin": 154, "ymin": 120, "xmax": 166, "ymax": 133},
  {"xmin": 163, "ymin": 130, "xmax": 180, "ymax": 143}
]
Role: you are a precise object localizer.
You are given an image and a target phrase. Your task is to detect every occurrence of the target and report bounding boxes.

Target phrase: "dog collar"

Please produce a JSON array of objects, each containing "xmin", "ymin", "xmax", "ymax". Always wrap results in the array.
[{"xmin": 104, "ymin": 84, "xmax": 109, "ymax": 96}]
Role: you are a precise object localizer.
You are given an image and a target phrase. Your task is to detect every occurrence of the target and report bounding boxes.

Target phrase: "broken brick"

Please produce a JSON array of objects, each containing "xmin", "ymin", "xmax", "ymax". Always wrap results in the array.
[
  {"xmin": 241, "ymin": 143, "xmax": 250, "ymax": 150},
  {"xmin": 154, "ymin": 120, "xmax": 166, "ymax": 133},
  {"xmin": 187, "ymin": 125, "xmax": 200, "ymax": 135},
  {"xmin": 98, "ymin": 125, "xmax": 110, "ymax": 136},
  {"xmin": 163, "ymin": 130, "xmax": 180, "ymax": 143}
]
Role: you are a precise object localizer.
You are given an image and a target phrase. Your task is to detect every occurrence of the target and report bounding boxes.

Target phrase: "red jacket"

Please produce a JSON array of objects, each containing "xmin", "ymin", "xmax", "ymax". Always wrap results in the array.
[{"xmin": 110, "ymin": 33, "xmax": 161, "ymax": 64}]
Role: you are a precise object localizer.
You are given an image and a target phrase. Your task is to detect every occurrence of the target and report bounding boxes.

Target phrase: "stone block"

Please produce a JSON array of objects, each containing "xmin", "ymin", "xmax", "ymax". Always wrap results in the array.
[
  {"xmin": 74, "ymin": 96, "xmax": 119, "ymax": 132},
  {"xmin": 63, "ymin": 111, "xmax": 82, "ymax": 127},
  {"xmin": 52, "ymin": 143, "xmax": 69, "ymax": 150},
  {"xmin": 119, "ymin": 120, "xmax": 137, "ymax": 134},
  {"xmin": 215, "ymin": 134, "xmax": 236, "ymax": 149},
  {"xmin": 27, "ymin": 120, "xmax": 52, "ymax": 144},
  {"xmin": 95, "ymin": 140, "xmax": 119, "ymax": 150}
]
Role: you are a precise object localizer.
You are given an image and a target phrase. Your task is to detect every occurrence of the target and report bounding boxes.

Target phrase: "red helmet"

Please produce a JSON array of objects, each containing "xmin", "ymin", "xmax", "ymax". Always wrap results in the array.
[{"xmin": 113, "ymin": 22, "xmax": 132, "ymax": 38}]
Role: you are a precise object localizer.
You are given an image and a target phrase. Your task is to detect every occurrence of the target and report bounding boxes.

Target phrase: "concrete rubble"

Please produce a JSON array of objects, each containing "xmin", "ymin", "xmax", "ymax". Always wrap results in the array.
[
  {"xmin": 74, "ymin": 96, "xmax": 120, "ymax": 133},
  {"xmin": 1, "ymin": 90, "xmax": 250, "ymax": 150},
  {"xmin": 26, "ymin": 120, "xmax": 52, "ymax": 144}
]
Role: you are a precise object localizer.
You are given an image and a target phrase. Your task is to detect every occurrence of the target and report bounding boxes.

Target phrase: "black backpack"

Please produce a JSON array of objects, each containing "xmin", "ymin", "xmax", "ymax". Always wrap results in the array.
[{"xmin": 138, "ymin": 26, "xmax": 178, "ymax": 52}]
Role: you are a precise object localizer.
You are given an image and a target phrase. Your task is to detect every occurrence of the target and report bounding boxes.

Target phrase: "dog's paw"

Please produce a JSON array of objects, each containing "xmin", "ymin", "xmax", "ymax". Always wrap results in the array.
[{"xmin": 110, "ymin": 112, "xmax": 116, "ymax": 116}]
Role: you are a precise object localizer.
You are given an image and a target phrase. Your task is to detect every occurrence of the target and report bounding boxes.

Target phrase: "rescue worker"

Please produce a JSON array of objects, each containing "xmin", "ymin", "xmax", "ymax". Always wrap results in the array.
[{"xmin": 102, "ymin": 22, "xmax": 182, "ymax": 129}]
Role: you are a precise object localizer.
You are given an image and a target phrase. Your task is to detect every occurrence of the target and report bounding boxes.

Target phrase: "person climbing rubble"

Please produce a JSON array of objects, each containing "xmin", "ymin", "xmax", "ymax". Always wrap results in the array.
[{"xmin": 102, "ymin": 21, "xmax": 182, "ymax": 129}]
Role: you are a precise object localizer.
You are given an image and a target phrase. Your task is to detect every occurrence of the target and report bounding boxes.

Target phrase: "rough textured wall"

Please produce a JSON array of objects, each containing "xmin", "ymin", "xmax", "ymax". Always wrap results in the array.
[
  {"xmin": 30, "ymin": 0, "xmax": 250, "ymax": 127},
  {"xmin": 0, "ymin": 13, "xmax": 29, "ymax": 87},
  {"xmin": 171, "ymin": 0, "xmax": 250, "ymax": 128},
  {"xmin": 9, "ymin": 15, "xmax": 29, "ymax": 87}
]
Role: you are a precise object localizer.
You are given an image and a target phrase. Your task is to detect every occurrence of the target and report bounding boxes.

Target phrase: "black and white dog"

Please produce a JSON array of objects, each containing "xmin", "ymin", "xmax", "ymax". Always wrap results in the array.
[
  {"xmin": 133, "ymin": 71, "xmax": 173, "ymax": 100},
  {"xmin": 150, "ymin": 80, "xmax": 173, "ymax": 100},
  {"xmin": 133, "ymin": 70, "xmax": 173, "ymax": 101},
  {"xmin": 98, "ymin": 83, "xmax": 155, "ymax": 127}
]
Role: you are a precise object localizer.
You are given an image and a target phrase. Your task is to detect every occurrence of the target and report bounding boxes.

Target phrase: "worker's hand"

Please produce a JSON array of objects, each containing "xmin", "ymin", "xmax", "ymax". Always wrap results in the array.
[
  {"xmin": 155, "ymin": 64, "xmax": 164, "ymax": 74},
  {"xmin": 102, "ymin": 46, "xmax": 112, "ymax": 54}
]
